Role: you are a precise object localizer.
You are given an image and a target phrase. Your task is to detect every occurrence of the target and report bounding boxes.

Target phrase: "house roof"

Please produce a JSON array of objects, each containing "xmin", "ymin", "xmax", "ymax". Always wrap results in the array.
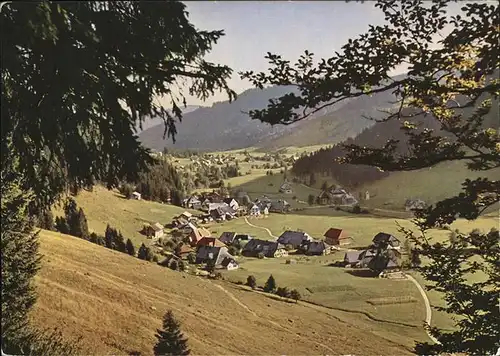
[
  {"xmin": 190, "ymin": 226, "xmax": 212, "ymax": 242},
  {"xmin": 373, "ymin": 232, "xmax": 400, "ymax": 247},
  {"xmin": 219, "ymin": 232, "xmax": 237, "ymax": 244},
  {"xmin": 196, "ymin": 246, "xmax": 232, "ymax": 266},
  {"xmin": 178, "ymin": 244, "xmax": 194, "ymax": 254},
  {"xmin": 223, "ymin": 198, "xmax": 237, "ymax": 204},
  {"xmin": 242, "ymin": 239, "xmax": 280, "ymax": 257},
  {"xmin": 181, "ymin": 211, "xmax": 193, "ymax": 218},
  {"xmin": 152, "ymin": 223, "xmax": 164, "ymax": 232},
  {"xmin": 197, "ymin": 237, "xmax": 227, "ymax": 248},
  {"xmin": 277, "ymin": 230, "xmax": 311, "ymax": 247},
  {"xmin": 132, "ymin": 191, "xmax": 141, "ymax": 196},
  {"xmin": 344, "ymin": 251, "xmax": 362, "ymax": 263},
  {"xmin": 306, "ymin": 241, "xmax": 329, "ymax": 254},
  {"xmin": 324, "ymin": 228, "xmax": 348, "ymax": 240}
]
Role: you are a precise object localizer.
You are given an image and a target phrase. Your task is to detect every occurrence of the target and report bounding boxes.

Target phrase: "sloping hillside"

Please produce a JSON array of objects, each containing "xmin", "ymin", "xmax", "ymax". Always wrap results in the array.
[
  {"xmin": 32, "ymin": 230, "xmax": 411, "ymax": 355},
  {"xmin": 52, "ymin": 186, "xmax": 198, "ymax": 246}
]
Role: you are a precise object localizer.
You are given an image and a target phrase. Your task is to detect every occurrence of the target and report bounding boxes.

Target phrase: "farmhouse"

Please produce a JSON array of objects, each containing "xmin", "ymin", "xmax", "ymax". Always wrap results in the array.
[
  {"xmin": 131, "ymin": 191, "xmax": 142, "ymax": 200},
  {"xmin": 269, "ymin": 200, "xmax": 291, "ymax": 213},
  {"xmin": 323, "ymin": 228, "xmax": 351, "ymax": 246},
  {"xmin": 209, "ymin": 204, "xmax": 237, "ymax": 221},
  {"xmin": 344, "ymin": 251, "xmax": 363, "ymax": 267},
  {"xmin": 221, "ymin": 257, "xmax": 239, "ymax": 270},
  {"xmin": 183, "ymin": 196, "xmax": 202, "ymax": 210},
  {"xmin": 197, "ymin": 237, "xmax": 227, "ymax": 248},
  {"xmin": 305, "ymin": 241, "xmax": 332, "ymax": 256},
  {"xmin": 195, "ymin": 246, "xmax": 234, "ymax": 267},
  {"xmin": 329, "ymin": 187, "xmax": 359, "ymax": 206},
  {"xmin": 242, "ymin": 239, "xmax": 288, "ymax": 258},
  {"xmin": 219, "ymin": 232, "xmax": 237, "ymax": 245},
  {"xmin": 366, "ymin": 249, "xmax": 401, "ymax": 272},
  {"xmin": 372, "ymin": 232, "xmax": 401, "ymax": 249},
  {"xmin": 248, "ymin": 204, "xmax": 262, "ymax": 217},
  {"xmin": 277, "ymin": 230, "xmax": 313, "ymax": 249},
  {"xmin": 223, "ymin": 198, "xmax": 240, "ymax": 211},
  {"xmin": 188, "ymin": 224, "xmax": 212, "ymax": 246},
  {"xmin": 143, "ymin": 222, "xmax": 164, "ymax": 240}
]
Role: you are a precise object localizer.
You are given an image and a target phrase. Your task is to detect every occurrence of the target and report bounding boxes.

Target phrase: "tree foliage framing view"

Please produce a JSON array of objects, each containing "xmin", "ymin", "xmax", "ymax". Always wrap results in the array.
[
  {"xmin": 241, "ymin": 0, "xmax": 499, "ymax": 354},
  {"xmin": 1, "ymin": 1, "xmax": 234, "ymax": 353}
]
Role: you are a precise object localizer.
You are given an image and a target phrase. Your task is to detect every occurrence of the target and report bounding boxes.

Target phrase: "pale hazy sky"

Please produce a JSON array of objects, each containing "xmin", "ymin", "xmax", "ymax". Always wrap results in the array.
[{"xmin": 164, "ymin": 1, "xmax": 465, "ymax": 107}]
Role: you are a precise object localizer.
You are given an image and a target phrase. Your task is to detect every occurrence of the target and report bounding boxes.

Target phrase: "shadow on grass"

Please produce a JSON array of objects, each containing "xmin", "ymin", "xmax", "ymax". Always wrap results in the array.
[{"xmin": 345, "ymin": 269, "xmax": 378, "ymax": 278}]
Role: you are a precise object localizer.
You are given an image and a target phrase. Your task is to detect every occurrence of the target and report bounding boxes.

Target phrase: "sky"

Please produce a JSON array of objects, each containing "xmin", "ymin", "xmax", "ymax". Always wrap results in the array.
[{"xmin": 162, "ymin": 1, "xmax": 465, "ymax": 107}]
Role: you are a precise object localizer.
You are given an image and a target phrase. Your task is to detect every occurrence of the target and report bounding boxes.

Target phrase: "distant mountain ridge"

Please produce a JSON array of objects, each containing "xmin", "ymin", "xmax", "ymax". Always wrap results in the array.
[
  {"xmin": 135, "ymin": 105, "xmax": 203, "ymax": 133},
  {"xmin": 138, "ymin": 74, "xmax": 404, "ymax": 151}
]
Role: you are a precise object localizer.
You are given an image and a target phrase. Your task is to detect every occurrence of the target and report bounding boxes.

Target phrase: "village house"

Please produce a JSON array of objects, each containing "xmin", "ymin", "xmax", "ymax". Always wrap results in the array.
[
  {"xmin": 131, "ymin": 191, "xmax": 142, "ymax": 200},
  {"xmin": 305, "ymin": 241, "xmax": 332, "ymax": 256},
  {"xmin": 277, "ymin": 230, "xmax": 313, "ymax": 250},
  {"xmin": 269, "ymin": 199, "xmax": 291, "ymax": 213},
  {"xmin": 143, "ymin": 222, "xmax": 164, "ymax": 240},
  {"xmin": 188, "ymin": 224, "xmax": 212, "ymax": 246},
  {"xmin": 183, "ymin": 196, "xmax": 202, "ymax": 210},
  {"xmin": 221, "ymin": 257, "xmax": 239, "ymax": 270},
  {"xmin": 197, "ymin": 237, "xmax": 227, "ymax": 248},
  {"xmin": 344, "ymin": 251, "xmax": 363, "ymax": 267},
  {"xmin": 223, "ymin": 198, "xmax": 240, "ymax": 211},
  {"xmin": 209, "ymin": 203, "xmax": 237, "ymax": 221},
  {"xmin": 323, "ymin": 228, "xmax": 351, "ymax": 246},
  {"xmin": 195, "ymin": 246, "xmax": 235, "ymax": 268},
  {"xmin": 242, "ymin": 239, "xmax": 288, "ymax": 258},
  {"xmin": 326, "ymin": 187, "xmax": 359, "ymax": 206},
  {"xmin": 372, "ymin": 232, "xmax": 401, "ymax": 250}
]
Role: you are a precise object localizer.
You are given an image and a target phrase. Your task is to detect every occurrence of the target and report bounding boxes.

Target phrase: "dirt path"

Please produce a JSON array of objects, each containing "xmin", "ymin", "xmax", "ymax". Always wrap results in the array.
[
  {"xmin": 244, "ymin": 217, "xmax": 278, "ymax": 239},
  {"xmin": 406, "ymin": 274, "xmax": 440, "ymax": 345}
]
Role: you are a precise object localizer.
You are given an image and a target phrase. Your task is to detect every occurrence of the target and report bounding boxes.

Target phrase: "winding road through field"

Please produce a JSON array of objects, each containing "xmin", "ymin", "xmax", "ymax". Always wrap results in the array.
[
  {"xmin": 244, "ymin": 217, "xmax": 278, "ymax": 239},
  {"xmin": 240, "ymin": 217, "xmax": 439, "ymax": 345}
]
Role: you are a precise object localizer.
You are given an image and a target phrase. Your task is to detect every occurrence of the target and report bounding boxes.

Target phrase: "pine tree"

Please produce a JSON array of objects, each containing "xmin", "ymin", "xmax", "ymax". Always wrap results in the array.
[
  {"xmin": 263, "ymin": 275, "xmax": 277, "ymax": 293},
  {"xmin": 115, "ymin": 232, "xmax": 127, "ymax": 253},
  {"xmin": 290, "ymin": 289, "xmax": 301, "ymax": 303},
  {"xmin": 104, "ymin": 225, "xmax": 117, "ymax": 250},
  {"xmin": 153, "ymin": 310, "xmax": 190, "ymax": 356},
  {"xmin": 75, "ymin": 208, "xmax": 90, "ymax": 240},
  {"xmin": 55, "ymin": 216, "xmax": 70, "ymax": 235},
  {"xmin": 246, "ymin": 275, "xmax": 257, "ymax": 289},
  {"xmin": 169, "ymin": 259, "xmax": 178, "ymax": 271},
  {"xmin": 126, "ymin": 239, "xmax": 136, "ymax": 256},
  {"xmin": 138, "ymin": 243, "xmax": 153, "ymax": 261},
  {"xmin": 321, "ymin": 181, "xmax": 328, "ymax": 192},
  {"xmin": 1, "ymin": 155, "xmax": 41, "ymax": 352},
  {"xmin": 38, "ymin": 210, "xmax": 55, "ymax": 231},
  {"xmin": 64, "ymin": 198, "xmax": 79, "ymax": 237}
]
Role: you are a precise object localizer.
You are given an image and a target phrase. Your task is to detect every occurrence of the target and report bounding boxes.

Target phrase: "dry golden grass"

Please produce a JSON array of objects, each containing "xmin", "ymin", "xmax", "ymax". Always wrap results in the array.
[{"xmin": 32, "ymin": 230, "xmax": 411, "ymax": 355}]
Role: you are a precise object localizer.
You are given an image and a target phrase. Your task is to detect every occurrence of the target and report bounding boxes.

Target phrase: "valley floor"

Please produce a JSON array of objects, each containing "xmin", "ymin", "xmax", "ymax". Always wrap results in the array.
[{"xmin": 33, "ymin": 230, "xmax": 412, "ymax": 355}]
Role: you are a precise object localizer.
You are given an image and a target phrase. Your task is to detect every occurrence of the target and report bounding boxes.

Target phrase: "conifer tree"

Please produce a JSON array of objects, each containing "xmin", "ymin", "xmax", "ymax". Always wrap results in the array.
[
  {"xmin": 75, "ymin": 208, "xmax": 90, "ymax": 240},
  {"xmin": 55, "ymin": 216, "xmax": 70, "ymax": 235},
  {"xmin": 153, "ymin": 310, "xmax": 190, "ymax": 356},
  {"xmin": 104, "ymin": 225, "xmax": 117, "ymax": 250},
  {"xmin": 263, "ymin": 275, "xmax": 277, "ymax": 293},
  {"xmin": 126, "ymin": 239, "xmax": 136, "ymax": 256},
  {"xmin": 115, "ymin": 231, "xmax": 127, "ymax": 253}
]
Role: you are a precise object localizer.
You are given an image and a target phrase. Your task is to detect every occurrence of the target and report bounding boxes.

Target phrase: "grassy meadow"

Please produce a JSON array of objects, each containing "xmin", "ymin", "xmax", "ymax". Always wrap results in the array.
[{"xmin": 33, "ymin": 229, "xmax": 412, "ymax": 355}]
